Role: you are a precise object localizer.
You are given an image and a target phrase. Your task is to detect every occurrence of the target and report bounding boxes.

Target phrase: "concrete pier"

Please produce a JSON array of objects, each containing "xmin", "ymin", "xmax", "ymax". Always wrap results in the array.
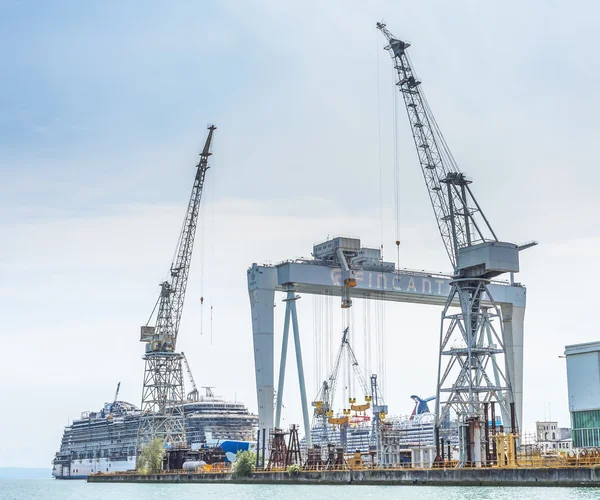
[{"xmin": 88, "ymin": 467, "xmax": 600, "ymax": 487}]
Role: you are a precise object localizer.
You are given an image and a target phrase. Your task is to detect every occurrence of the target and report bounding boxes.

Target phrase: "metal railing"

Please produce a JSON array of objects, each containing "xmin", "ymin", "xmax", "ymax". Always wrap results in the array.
[{"xmin": 89, "ymin": 451, "xmax": 600, "ymax": 478}]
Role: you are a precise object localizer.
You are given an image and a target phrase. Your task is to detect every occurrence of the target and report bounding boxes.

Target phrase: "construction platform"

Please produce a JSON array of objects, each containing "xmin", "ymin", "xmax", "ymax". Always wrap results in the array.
[{"xmin": 88, "ymin": 467, "xmax": 600, "ymax": 487}]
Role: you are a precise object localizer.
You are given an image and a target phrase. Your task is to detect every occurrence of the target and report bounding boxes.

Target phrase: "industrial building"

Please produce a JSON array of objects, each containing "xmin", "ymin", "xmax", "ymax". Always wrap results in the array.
[
  {"xmin": 565, "ymin": 341, "xmax": 600, "ymax": 448},
  {"xmin": 535, "ymin": 421, "xmax": 572, "ymax": 451}
]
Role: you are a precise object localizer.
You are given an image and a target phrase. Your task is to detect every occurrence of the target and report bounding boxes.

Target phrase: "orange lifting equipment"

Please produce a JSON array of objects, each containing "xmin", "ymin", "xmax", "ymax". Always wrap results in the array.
[
  {"xmin": 351, "ymin": 402, "xmax": 370, "ymax": 412},
  {"xmin": 344, "ymin": 277, "xmax": 357, "ymax": 287},
  {"xmin": 328, "ymin": 416, "xmax": 349, "ymax": 426}
]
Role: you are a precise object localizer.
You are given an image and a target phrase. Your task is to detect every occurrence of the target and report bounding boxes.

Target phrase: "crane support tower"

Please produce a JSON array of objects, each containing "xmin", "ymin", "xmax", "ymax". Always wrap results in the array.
[
  {"xmin": 137, "ymin": 125, "xmax": 216, "ymax": 450},
  {"xmin": 377, "ymin": 22, "xmax": 535, "ymax": 465}
]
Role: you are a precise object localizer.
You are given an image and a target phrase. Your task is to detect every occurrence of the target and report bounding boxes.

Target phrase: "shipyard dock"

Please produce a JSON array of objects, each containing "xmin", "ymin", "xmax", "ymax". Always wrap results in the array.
[{"xmin": 88, "ymin": 467, "xmax": 600, "ymax": 487}]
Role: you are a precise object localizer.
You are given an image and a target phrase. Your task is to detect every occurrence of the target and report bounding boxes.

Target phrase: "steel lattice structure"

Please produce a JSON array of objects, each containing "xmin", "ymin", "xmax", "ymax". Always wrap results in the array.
[
  {"xmin": 437, "ymin": 282, "xmax": 511, "ymax": 423},
  {"xmin": 137, "ymin": 353, "xmax": 187, "ymax": 446},
  {"xmin": 137, "ymin": 125, "xmax": 216, "ymax": 450},
  {"xmin": 377, "ymin": 23, "xmax": 533, "ymax": 465}
]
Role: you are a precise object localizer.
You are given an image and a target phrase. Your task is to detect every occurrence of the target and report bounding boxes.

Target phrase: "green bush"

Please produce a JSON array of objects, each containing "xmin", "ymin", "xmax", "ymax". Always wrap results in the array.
[
  {"xmin": 137, "ymin": 438, "xmax": 165, "ymax": 473},
  {"xmin": 286, "ymin": 463, "xmax": 301, "ymax": 477},
  {"xmin": 232, "ymin": 450, "xmax": 256, "ymax": 478}
]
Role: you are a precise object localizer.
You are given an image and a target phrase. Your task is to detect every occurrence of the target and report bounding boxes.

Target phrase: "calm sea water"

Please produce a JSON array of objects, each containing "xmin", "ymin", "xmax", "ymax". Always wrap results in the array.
[{"xmin": 2, "ymin": 479, "xmax": 600, "ymax": 500}]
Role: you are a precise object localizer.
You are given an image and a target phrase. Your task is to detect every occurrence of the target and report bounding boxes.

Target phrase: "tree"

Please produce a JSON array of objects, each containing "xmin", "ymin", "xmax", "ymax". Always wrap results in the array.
[
  {"xmin": 232, "ymin": 450, "xmax": 256, "ymax": 478},
  {"xmin": 137, "ymin": 438, "xmax": 165, "ymax": 473},
  {"xmin": 286, "ymin": 464, "xmax": 301, "ymax": 477}
]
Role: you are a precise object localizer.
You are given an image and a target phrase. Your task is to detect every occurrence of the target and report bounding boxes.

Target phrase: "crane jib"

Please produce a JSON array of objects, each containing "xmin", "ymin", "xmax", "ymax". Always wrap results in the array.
[
  {"xmin": 142, "ymin": 125, "xmax": 216, "ymax": 353},
  {"xmin": 376, "ymin": 24, "xmax": 499, "ymax": 272}
]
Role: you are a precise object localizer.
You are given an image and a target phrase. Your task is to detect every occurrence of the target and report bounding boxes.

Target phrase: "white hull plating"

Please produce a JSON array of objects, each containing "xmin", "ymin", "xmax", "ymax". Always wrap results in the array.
[{"xmin": 52, "ymin": 456, "xmax": 136, "ymax": 479}]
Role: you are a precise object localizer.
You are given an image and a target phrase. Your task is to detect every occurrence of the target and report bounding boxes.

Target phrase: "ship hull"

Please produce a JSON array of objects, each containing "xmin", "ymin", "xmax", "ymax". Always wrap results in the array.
[{"xmin": 52, "ymin": 456, "xmax": 136, "ymax": 479}]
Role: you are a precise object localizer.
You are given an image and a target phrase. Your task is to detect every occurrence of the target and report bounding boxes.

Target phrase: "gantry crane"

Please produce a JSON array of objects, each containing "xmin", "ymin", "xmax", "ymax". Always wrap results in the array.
[
  {"xmin": 377, "ymin": 23, "xmax": 535, "ymax": 466},
  {"xmin": 311, "ymin": 328, "xmax": 373, "ymax": 450},
  {"xmin": 137, "ymin": 125, "xmax": 216, "ymax": 450}
]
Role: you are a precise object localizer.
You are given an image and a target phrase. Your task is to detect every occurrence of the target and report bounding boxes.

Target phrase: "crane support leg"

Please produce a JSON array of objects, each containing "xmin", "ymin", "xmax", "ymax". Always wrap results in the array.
[
  {"xmin": 435, "ymin": 279, "xmax": 517, "ymax": 466},
  {"xmin": 248, "ymin": 266, "xmax": 277, "ymax": 438},
  {"xmin": 274, "ymin": 293, "xmax": 292, "ymax": 428},
  {"xmin": 288, "ymin": 288, "xmax": 312, "ymax": 447},
  {"xmin": 501, "ymin": 303, "xmax": 524, "ymax": 437}
]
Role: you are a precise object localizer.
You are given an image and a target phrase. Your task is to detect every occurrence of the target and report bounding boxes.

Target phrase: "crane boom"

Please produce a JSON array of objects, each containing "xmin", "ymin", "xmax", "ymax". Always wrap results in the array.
[
  {"xmin": 142, "ymin": 125, "xmax": 216, "ymax": 352},
  {"xmin": 181, "ymin": 351, "xmax": 199, "ymax": 402},
  {"xmin": 345, "ymin": 335, "xmax": 370, "ymax": 399},
  {"xmin": 113, "ymin": 382, "xmax": 121, "ymax": 404},
  {"xmin": 376, "ymin": 23, "xmax": 497, "ymax": 269}
]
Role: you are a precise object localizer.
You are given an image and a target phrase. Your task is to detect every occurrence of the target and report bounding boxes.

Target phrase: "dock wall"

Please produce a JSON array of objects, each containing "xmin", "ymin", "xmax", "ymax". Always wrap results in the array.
[{"xmin": 88, "ymin": 467, "xmax": 600, "ymax": 486}]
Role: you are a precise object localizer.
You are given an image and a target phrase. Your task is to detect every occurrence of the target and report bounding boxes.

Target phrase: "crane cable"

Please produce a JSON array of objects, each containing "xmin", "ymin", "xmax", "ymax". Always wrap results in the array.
[
  {"xmin": 209, "ymin": 147, "xmax": 218, "ymax": 346},
  {"xmin": 313, "ymin": 296, "xmax": 317, "ymax": 393},
  {"xmin": 200, "ymin": 139, "xmax": 218, "ymax": 343},
  {"xmin": 329, "ymin": 295, "xmax": 334, "ymax": 376},
  {"xmin": 393, "ymin": 63, "xmax": 401, "ymax": 272},
  {"xmin": 199, "ymin": 179, "xmax": 206, "ymax": 335},
  {"xmin": 363, "ymin": 298, "xmax": 368, "ymax": 386},
  {"xmin": 313, "ymin": 295, "xmax": 324, "ymax": 393},
  {"xmin": 374, "ymin": 28, "xmax": 389, "ymax": 399},
  {"xmin": 376, "ymin": 28, "xmax": 384, "ymax": 256}
]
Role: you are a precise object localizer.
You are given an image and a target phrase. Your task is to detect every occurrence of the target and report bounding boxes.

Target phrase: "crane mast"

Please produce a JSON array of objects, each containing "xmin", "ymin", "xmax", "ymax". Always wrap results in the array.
[
  {"xmin": 377, "ymin": 23, "xmax": 532, "ymax": 466},
  {"xmin": 137, "ymin": 125, "xmax": 216, "ymax": 450}
]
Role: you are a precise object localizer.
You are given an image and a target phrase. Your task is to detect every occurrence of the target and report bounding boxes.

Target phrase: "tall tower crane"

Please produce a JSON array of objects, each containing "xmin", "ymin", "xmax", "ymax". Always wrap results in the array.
[
  {"xmin": 377, "ymin": 23, "xmax": 534, "ymax": 466},
  {"xmin": 137, "ymin": 125, "xmax": 216, "ymax": 450}
]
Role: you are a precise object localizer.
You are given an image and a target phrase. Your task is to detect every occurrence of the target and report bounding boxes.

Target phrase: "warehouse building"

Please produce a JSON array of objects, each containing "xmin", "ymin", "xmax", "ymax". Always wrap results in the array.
[{"xmin": 565, "ymin": 341, "xmax": 600, "ymax": 448}]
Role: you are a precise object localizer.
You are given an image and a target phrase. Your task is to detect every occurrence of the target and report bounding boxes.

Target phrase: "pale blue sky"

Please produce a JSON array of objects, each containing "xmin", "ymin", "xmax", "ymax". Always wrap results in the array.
[{"xmin": 1, "ymin": 0, "xmax": 600, "ymax": 467}]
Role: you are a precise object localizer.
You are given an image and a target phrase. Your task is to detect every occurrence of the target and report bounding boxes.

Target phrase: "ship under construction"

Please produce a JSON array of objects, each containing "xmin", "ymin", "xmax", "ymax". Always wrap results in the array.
[{"xmin": 52, "ymin": 385, "xmax": 258, "ymax": 479}]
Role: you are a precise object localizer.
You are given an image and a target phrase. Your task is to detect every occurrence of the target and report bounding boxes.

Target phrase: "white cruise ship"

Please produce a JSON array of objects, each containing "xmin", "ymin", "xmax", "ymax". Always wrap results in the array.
[{"xmin": 52, "ymin": 389, "xmax": 258, "ymax": 479}]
